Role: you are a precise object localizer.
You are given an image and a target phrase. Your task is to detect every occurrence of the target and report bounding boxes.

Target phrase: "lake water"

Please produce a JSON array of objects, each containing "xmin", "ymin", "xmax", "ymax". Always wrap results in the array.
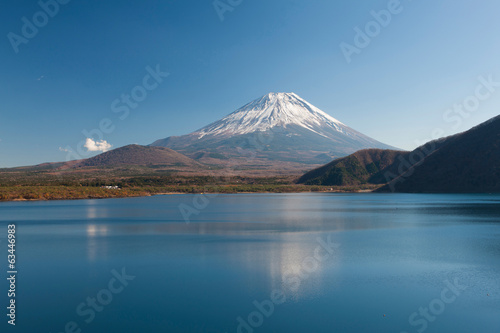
[{"xmin": 1, "ymin": 193, "xmax": 499, "ymax": 333}]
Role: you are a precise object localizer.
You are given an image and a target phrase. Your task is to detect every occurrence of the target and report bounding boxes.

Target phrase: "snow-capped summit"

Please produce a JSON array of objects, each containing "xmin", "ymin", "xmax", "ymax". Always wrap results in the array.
[
  {"xmin": 151, "ymin": 92, "xmax": 396, "ymax": 165},
  {"xmin": 197, "ymin": 92, "xmax": 346, "ymax": 138}
]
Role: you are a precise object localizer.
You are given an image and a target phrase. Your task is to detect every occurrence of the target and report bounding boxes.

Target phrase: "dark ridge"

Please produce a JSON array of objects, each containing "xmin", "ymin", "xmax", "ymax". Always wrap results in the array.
[
  {"xmin": 377, "ymin": 114, "xmax": 500, "ymax": 193},
  {"xmin": 297, "ymin": 149, "xmax": 408, "ymax": 186}
]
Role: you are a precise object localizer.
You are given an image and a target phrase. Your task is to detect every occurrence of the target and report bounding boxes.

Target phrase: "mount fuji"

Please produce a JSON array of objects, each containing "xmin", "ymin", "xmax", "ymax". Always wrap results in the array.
[{"xmin": 151, "ymin": 93, "xmax": 396, "ymax": 166}]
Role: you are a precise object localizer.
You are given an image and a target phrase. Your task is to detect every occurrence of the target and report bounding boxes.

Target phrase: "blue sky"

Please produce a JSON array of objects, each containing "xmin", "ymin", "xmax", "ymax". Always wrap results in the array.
[{"xmin": 1, "ymin": 0, "xmax": 500, "ymax": 167}]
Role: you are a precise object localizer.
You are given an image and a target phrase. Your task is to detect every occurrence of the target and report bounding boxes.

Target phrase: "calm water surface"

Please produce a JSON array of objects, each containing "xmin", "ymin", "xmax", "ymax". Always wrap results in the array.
[{"xmin": 0, "ymin": 193, "xmax": 499, "ymax": 333}]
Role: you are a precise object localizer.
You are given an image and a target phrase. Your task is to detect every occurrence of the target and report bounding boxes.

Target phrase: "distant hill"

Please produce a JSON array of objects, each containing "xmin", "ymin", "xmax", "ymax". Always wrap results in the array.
[
  {"xmin": 297, "ymin": 149, "xmax": 408, "ymax": 186},
  {"xmin": 299, "ymin": 115, "xmax": 500, "ymax": 193},
  {"xmin": 72, "ymin": 144, "xmax": 201, "ymax": 168}
]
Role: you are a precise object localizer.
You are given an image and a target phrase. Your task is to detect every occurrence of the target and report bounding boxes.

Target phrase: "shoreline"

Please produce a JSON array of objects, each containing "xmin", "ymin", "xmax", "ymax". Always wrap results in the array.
[{"xmin": 0, "ymin": 185, "xmax": 378, "ymax": 203}]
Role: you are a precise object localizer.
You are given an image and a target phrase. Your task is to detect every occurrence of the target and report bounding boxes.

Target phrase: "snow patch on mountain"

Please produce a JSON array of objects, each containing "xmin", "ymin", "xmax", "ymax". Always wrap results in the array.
[{"xmin": 196, "ymin": 92, "xmax": 350, "ymax": 139}]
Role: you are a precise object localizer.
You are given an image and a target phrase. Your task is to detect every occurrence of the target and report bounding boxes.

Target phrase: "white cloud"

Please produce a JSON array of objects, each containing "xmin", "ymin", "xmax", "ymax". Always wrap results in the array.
[
  {"xmin": 84, "ymin": 138, "xmax": 112, "ymax": 152},
  {"xmin": 59, "ymin": 147, "xmax": 69, "ymax": 152}
]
